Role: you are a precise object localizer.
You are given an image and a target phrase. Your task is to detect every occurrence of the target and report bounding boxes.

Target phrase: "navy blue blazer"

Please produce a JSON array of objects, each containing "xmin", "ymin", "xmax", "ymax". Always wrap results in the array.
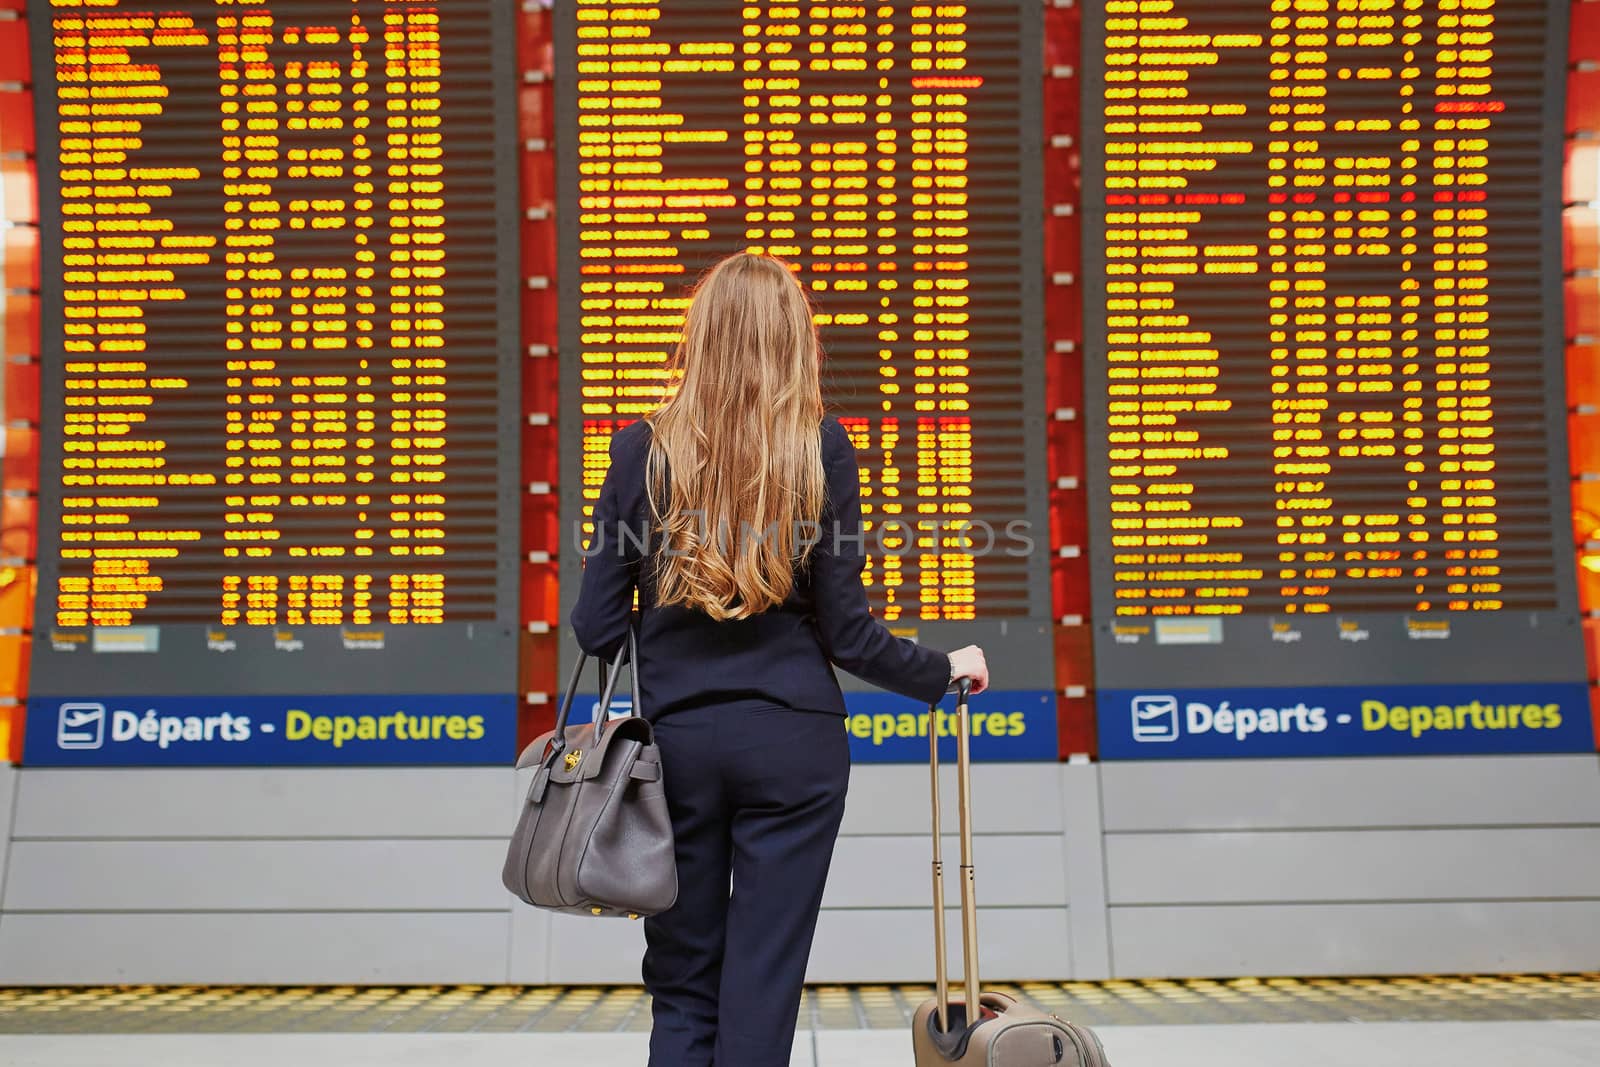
[{"xmin": 570, "ymin": 416, "xmax": 951, "ymax": 719}]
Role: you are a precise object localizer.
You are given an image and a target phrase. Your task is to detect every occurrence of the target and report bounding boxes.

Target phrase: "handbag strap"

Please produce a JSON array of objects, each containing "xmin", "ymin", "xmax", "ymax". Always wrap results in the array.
[
  {"xmin": 547, "ymin": 619, "xmax": 644, "ymax": 762},
  {"xmin": 626, "ymin": 624, "xmax": 642, "ymax": 717},
  {"xmin": 592, "ymin": 623, "xmax": 644, "ymax": 745}
]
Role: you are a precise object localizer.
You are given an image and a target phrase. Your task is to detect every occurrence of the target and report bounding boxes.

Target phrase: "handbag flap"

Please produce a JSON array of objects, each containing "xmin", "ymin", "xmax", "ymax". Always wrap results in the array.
[
  {"xmin": 515, "ymin": 732, "xmax": 555, "ymax": 772},
  {"xmin": 518, "ymin": 716, "xmax": 655, "ymax": 779},
  {"xmin": 547, "ymin": 735, "xmax": 639, "ymax": 786}
]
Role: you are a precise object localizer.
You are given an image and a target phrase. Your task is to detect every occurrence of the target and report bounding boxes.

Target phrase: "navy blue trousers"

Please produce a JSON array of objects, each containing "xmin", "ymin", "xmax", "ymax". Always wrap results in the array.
[{"xmin": 642, "ymin": 702, "xmax": 850, "ymax": 1067}]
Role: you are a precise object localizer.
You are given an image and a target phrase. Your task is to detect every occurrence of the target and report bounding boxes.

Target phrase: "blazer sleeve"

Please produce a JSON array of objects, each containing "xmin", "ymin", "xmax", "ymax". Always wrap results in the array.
[
  {"xmin": 570, "ymin": 429, "xmax": 644, "ymax": 661},
  {"xmin": 810, "ymin": 421, "xmax": 951, "ymax": 705}
]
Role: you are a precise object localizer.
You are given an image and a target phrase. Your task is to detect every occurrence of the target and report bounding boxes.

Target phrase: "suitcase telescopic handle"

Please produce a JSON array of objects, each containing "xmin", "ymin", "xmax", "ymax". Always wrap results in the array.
[{"xmin": 930, "ymin": 677, "xmax": 976, "ymax": 1034}]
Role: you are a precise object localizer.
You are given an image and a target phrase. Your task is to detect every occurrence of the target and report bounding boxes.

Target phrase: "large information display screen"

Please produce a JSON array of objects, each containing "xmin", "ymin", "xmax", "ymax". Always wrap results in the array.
[
  {"xmin": 555, "ymin": 0, "xmax": 1057, "ymax": 760},
  {"xmin": 1082, "ymin": 0, "xmax": 1594, "ymax": 757},
  {"xmin": 23, "ymin": 0, "xmax": 521, "ymax": 765}
]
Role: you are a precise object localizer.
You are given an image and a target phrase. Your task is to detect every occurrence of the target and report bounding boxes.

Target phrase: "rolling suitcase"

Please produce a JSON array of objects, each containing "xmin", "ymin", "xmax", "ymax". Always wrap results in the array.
[{"xmin": 911, "ymin": 679, "xmax": 1112, "ymax": 1066}]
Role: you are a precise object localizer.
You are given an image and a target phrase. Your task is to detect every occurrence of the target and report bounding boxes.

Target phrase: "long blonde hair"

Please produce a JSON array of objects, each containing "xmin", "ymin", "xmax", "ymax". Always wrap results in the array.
[{"xmin": 645, "ymin": 253, "xmax": 826, "ymax": 620}]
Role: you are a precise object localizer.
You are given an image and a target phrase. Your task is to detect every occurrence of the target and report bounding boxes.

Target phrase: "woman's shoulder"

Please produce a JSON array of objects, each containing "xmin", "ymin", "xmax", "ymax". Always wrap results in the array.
[
  {"xmin": 616, "ymin": 418, "xmax": 654, "ymax": 444},
  {"xmin": 819, "ymin": 416, "xmax": 863, "ymax": 481},
  {"xmin": 608, "ymin": 418, "xmax": 654, "ymax": 466},
  {"xmin": 819, "ymin": 414, "xmax": 852, "ymax": 455}
]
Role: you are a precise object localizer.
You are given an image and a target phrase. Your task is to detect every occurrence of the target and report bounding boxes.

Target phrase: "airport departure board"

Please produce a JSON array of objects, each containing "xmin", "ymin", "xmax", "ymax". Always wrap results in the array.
[
  {"xmin": 1082, "ymin": 0, "xmax": 1585, "ymax": 695},
  {"xmin": 555, "ymin": 0, "xmax": 1055, "ymax": 686},
  {"xmin": 25, "ymin": 0, "xmax": 521, "ymax": 725}
]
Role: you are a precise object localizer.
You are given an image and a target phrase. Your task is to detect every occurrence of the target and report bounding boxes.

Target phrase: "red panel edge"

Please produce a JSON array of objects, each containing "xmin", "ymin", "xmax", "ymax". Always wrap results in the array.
[
  {"xmin": 1044, "ymin": 4, "xmax": 1092, "ymax": 760},
  {"xmin": 1567, "ymin": 1, "xmax": 1600, "ymax": 752},
  {"xmin": 518, "ymin": 7, "xmax": 559, "ymax": 754},
  {"xmin": 0, "ymin": 5, "xmax": 37, "ymax": 764}
]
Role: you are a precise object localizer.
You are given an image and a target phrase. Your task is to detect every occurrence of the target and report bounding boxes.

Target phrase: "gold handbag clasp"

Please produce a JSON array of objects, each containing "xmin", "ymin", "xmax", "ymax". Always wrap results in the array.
[{"xmin": 564, "ymin": 750, "xmax": 582, "ymax": 771}]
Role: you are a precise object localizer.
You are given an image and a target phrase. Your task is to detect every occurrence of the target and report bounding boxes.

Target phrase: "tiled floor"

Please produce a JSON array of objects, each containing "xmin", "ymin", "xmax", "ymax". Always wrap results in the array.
[
  {"xmin": 3, "ymin": 1022, "xmax": 1600, "ymax": 1067},
  {"xmin": 2, "ymin": 978, "xmax": 1599, "ymax": 1066},
  {"xmin": 1, "ymin": 974, "xmax": 1596, "ymax": 1034}
]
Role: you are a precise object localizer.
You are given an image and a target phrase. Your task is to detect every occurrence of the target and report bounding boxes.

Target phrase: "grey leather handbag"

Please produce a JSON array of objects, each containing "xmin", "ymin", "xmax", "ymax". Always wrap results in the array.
[{"xmin": 502, "ymin": 628, "xmax": 678, "ymax": 919}]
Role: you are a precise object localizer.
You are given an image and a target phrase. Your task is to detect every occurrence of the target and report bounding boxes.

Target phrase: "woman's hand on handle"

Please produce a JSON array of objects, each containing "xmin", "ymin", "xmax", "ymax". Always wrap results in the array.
[{"xmin": 947, "ymin": 645, "xmax": 989, "ymax": 696}]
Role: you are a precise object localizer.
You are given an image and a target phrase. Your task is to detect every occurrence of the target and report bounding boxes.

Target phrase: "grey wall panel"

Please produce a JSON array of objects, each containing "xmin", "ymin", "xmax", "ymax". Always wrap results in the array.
[
  {"xmin": 0, "ymin": 912, "xmax": 510, "ymax": 985},
  {"xmin": 3, "ymin": 840, "xmax": 510, "ymax": 911},
  {"xmin": 807, "ymin": 908, "xmax": 1072, "ymax": 983},
  {"xmin": 1105, "ymin": 828, "xmax": 1600, "ymax": 905},
  {"xmin": 505, "ymin": 766, "xmax": 544, "ymax": 980},
  {"xmin": 1096, "ymin": 756, "xmax": 1600, "ymax": 976},
  {"xmin": 507, "ymin": 904, "xmax": 551, "ymax": 984},
  {"xmin": 541, "ymin": 910, "xmax": 1064, "ymax": 985},
  {"xmin": 1109, "ymin": 901, "xmax": 1600, "ymax": 978},
  {"xmin": 1061, "ymin": 762, "xmax": 1111, "ymax": 980},
  {"xmin": 1102, "ymin": 756, "xmax": 1600, "ymax": 832},
  {"xmin": 823, "ymin": 835, "xmax": 1067, "ymax": 908},
  {"xmin": 840, "ymin": 765, "xmax": 1063, "ymax": 836},
  {"xmin": 7, "ymin": 755, "xmax": 1595, "ymax": 982},
  {"xmin": 535, "ymin": 909, "xmax": 1073, "ymax": 985},
  {"xmin": 11, "ymin": 768, "xmax": 518, "ymax": 839},
  {"xmin": 545, "ymin": 912, "xmax": 648, "ymax": 985},
  {"xmin": 0, "ymin": 764, "xmax": 15, "ymax": 900},
  {"xmin": 536, "ymin": 909, "xmax": 1075, "ymax": 986}
]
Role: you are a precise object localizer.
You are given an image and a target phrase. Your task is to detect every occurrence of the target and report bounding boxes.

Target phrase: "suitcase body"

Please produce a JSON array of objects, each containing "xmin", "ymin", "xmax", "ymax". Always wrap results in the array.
[
  {"xmin": 911, "ymin": 681, "xmax": 1112, "ymax": 1066},
  {"xmin": 911, "ymin": 992, "xmax": 1109, "ymax": 1066}
]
